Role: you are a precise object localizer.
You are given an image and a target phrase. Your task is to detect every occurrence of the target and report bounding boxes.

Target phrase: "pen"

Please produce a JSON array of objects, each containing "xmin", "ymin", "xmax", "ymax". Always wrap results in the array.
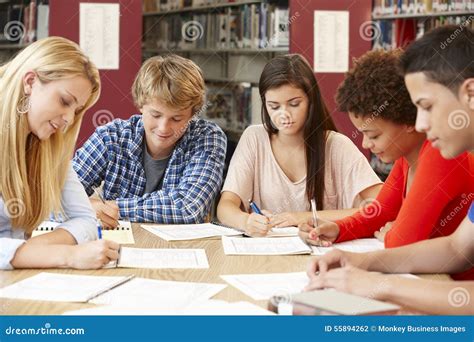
[
  {"xmin": 310, "ymin": 198, "xmax": 319, "ymax": 227},
  {"xmin": 94, "ymin": 188, "xmax": 106, "ymax": 204},
  {"xmin": 248, "ymin": 199, "xmax": 262, "ymax": 215},
  {"xmin": 97, "ymin": 222, "xmax": 102, "ymax": 239}
]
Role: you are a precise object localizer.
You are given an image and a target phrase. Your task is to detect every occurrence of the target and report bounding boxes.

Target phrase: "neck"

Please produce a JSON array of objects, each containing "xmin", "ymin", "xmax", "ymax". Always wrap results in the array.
[
  {"xmin": 274, "ymin": 131, "xmax": 305, "ymax": 148},
  {"xmin": 405, "ymin": 134, "xmax": 426, "ymax": 167},
  {"xmin": 145, "ymin": 136, "xmax": 174, "ymax": 160}
]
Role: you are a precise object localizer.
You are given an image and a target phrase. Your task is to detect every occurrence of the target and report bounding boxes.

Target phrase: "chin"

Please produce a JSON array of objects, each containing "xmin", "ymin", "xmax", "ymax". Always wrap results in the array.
[{"xmin": 439, "ymin": 146, "xmax": 463, "ymax": 160}]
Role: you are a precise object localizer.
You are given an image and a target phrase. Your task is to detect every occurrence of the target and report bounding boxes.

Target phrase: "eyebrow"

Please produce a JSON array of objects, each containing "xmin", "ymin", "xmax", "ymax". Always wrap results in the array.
[
  {"xmin": 267, "ymin": 97, "xmax": 302, "ymax": 104},
  {"xmin": 65, "ymin": 90, "xmax": 78, "ymax": 104}
]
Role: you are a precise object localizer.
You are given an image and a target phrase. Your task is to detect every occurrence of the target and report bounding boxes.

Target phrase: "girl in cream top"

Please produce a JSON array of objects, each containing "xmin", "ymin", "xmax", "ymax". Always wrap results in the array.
[{"xmin": 217, "ymin": 54, "xmax": 382, "ymax": 237}]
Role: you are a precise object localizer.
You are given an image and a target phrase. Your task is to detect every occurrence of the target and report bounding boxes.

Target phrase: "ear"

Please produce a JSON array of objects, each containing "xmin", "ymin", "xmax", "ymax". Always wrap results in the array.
[
  {"xmin": 461, "ymin": 78, "xmax": 474, "ymax": 112},
  {"xmin": 406, "ymin": 124, "xmax": 416, "ymax": 133},
  {"xmin": 22, "ymin": 71, "xmax": 36, "ymax": 95}
]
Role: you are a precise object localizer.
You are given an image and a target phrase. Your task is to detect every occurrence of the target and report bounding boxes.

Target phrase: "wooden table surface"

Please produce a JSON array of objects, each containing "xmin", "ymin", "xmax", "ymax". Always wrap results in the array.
[{"xmin": 0, "ymin": 223, "xmax": 451, "ymax": 315}]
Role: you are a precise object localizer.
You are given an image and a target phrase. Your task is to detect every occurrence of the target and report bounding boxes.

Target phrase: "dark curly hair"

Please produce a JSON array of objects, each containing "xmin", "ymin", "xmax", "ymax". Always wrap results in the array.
[{"xmin": 335, "ymin": 49, "xmax": 417, "ymax": 125}]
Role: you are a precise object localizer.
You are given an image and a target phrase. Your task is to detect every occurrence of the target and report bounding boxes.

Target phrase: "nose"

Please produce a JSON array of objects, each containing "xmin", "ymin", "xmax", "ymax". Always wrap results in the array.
[
  {"xmin": 61, "ymin": 110, "xmax": 75, "ymax": 131},
  {"xmin": 415, "ymin": 110, "xmax": 430, "ymax": 133},
  {"xmin": 362, "ymin": 135, "xmax": 374, "ymax": 150},
  {"xmin": 157, "ymin": 118, "xmax": 172, "ymax": 134}
]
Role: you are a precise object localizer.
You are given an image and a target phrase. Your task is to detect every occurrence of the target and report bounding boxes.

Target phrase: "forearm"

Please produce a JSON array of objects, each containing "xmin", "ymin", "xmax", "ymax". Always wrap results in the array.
[
  {"xmin": 27, "ymin": 228, "xmax": 78, "ymax": 245},
  {"xmin": 380, "ymin": 275, "xmax": 474, "ymax": 315},
  {"xmin": 318, "ymin": 208, "xmax": 358, "ymax": 221},
  {"xmin": 10, "ymin": 242, "xmax": 73, "ymax": 269},
  {"xmin": 217, "ymin": 200, "xmax": 249, "ymax": 230},
  {"xmin": 365, "ymin": 235, "xmax": 466, "ymax": 274}
]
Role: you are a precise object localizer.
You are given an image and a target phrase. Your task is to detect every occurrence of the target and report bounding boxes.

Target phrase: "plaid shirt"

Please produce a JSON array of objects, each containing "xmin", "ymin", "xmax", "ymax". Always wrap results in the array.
[{"xmin": 72, "ymin": 115, "xmax": 227, "ymax": 224}]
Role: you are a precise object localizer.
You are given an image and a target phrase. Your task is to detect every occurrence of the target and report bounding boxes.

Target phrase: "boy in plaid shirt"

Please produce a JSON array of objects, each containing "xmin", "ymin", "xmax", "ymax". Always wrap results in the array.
[{"xmin": 73, "ymin": 55, "xmax": 227, "ymax": 226}]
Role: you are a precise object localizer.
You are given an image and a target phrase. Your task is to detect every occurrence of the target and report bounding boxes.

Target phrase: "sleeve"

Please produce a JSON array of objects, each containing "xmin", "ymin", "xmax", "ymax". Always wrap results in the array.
[
  {"xmin": 116, "ymin": 128, "xmax": 227, "ymax": 224},
  {"xmin": 334, "ymin": 159, "xmax": 405, "ymax": 242},
  {"xmin": 54, "ymin": 164, "xmax": 98, "ymax": 243},
  {"xmin": 384, "ymin": 147, "xmax": 470, "ymax": 247},
  {"xmin": 0, "ymin": 238, "xmax": 25, "ymax": 270},
  {"xmin": 221, "ymin": 127, "xmax": 256, "ymax": 209},
  {"xmin": 72, "ymin": 128, "xmax": 109, "ymax": 197}
]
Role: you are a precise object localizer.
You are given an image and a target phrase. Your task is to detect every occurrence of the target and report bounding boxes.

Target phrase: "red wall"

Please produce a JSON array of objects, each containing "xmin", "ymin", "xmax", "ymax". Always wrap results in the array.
[
  {"xmin": 289, "ymin": 0, "xmax": 372, "ymax": 156},
  {"xmin": 49, "ymin": 0, "xmax": 142, "ymax": 147}
]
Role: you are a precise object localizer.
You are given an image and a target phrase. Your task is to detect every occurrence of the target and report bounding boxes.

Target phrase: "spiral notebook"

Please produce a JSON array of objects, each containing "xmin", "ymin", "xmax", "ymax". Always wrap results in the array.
[{"xmin": 32, "ymin": 220, "xmax": 135, "ymax": 244}]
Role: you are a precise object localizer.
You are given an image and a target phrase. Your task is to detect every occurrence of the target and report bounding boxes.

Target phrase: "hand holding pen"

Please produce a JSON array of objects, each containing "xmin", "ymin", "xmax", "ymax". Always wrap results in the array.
[{"xmin": 245, "ymin": 199, "xmax": 272, "ymax": 237}]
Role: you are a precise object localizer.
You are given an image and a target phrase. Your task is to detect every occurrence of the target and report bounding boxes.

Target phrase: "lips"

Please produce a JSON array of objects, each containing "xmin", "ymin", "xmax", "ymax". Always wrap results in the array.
[{"xmin": 49, "ymin": 121, "xmax": 59, "ymax": 132}]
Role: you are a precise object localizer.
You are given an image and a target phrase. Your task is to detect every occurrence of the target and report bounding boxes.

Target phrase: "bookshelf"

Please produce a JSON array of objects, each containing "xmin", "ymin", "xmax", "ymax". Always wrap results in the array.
[
  {"xmin": 371, "ymin": 1, "xmax": 473, "ymax": 50},
  {"xmin": 142, "ymin": 0, "xmax": 290, "ymax": 139}
]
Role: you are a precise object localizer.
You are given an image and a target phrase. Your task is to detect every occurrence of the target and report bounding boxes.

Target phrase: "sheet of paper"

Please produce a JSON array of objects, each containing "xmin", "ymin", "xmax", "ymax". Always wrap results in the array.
[
  {"xmin": 117, "ymin": 247, "xmax": 209, "ymax": 269},
  {"xmin": 63, "ymin": 300, "xmax": 275, "ymax": 316},
  {"xmin": 313, "ymin": 10, "xmax": 349, "ymax": 73},
  {"xmin": 0, "ymin": 273, "xmax": 132, "ymax": 303},
  {"xmin": 267, "ymin": 227, "xmax": 299, "ymax": 237},
  {"xmin": 80, "ymin": 3, "xmax": 119, "ymax": 69},
  {"xmin": 102, "ymin": 221, "xmax": 135, "ymax": 244},
  {"xmin": 141, "ymin": 223, "xmax": 242, "ymax": 241},
  {"xmin": 311, "ymin": 238, "xmax": 384, "ymax": 255},
  {"xmin": 91, "ymin": 278, "xmax": 226, "ymax": 307},
  {"xmin": 221, "ymin": 272, "xmax": 308, "ymax": 300},
  {"xmin": 222, "ymin": 236, "xmax": 311, "ymax": 255}
]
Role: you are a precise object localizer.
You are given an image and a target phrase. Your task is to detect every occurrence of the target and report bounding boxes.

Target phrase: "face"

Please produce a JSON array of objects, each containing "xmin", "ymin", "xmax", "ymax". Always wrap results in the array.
[
  {"xmin": 349, "ymin": 113, "xmax": 419, "ymax": 164},
  {"xmin": 405, "ymin": 72, "xmax": 474, "ymax": 159},
  {"xmin": 141, "ymin": 98, "xmax": 194, "ymax": 159},
  {"xmin": 24, "ymin": 72, "xmax": 92, "ymax": 140},
  {"xmin": 265, "ymin": 84, "xmax": 309, "ymax": 136}
]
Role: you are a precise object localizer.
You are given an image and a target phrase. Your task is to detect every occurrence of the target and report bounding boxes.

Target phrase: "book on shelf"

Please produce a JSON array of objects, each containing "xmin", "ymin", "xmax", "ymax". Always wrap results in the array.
[
  {"xmin": 203, "ymin": 83, "xmax": 262, "ymax": 133},
  {"xmin": 0, "ymin": 0, "xmax": 48, "ymax": 45},
  {"xmin": 373, "ymin": 0, "xmax": 472, "ymax": 16},
  {"xmin": 143, "ymin": 3, "xmax": 289, "ymax": 51}
]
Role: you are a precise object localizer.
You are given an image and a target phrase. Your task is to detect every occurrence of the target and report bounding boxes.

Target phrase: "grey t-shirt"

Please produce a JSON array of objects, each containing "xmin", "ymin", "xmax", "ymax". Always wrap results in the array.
[{"xmin": 142, "ymin": 142, "xmax": 171, "ymax": 194}]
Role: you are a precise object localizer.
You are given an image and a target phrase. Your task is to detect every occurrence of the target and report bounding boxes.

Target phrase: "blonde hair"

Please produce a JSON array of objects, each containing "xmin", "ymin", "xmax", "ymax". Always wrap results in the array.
[
  {"xmin": 0, "ymin": 36, "xmax": 101, "ymax": 233},
  {"xmin": 132, "ymin": 54, "xmax": 204, "ymax": 114}
]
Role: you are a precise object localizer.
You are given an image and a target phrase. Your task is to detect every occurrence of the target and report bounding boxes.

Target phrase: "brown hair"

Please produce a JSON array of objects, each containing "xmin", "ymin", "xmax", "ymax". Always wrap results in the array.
[
  {"xmin": 336, "ymin": 49, "xmax": 416, "ymax": 125},
  {"xmin": 259, "ymin": 54, "xmax": 337, "ymax": 210},
  {"xmin": 132, "ymin": 54, "xmax": 205, "ymax": 113}
]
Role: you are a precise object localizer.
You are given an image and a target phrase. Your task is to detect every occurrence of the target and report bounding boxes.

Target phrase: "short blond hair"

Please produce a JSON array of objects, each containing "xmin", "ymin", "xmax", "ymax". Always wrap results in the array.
[{"xmin": 132, "ymin": 55, "xmax": 205, "ymax": 114}]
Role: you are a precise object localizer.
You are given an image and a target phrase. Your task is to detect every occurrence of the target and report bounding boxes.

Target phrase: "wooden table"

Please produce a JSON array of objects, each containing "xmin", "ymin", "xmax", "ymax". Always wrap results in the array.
[{"xmin": 0, "ymin": 223, "xmax": 451, "ymax": 315}]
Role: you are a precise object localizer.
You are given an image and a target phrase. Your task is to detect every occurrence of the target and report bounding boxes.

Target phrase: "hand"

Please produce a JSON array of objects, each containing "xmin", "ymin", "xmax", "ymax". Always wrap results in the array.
[
  {"xmin": 67, "ymin": 239, "xmax": 120, "ymax": 269},
  {"xmin": 269, "ymin": 211, "xmax": 309, "ymax": 227},
  {"xmin": 244, "ymin": 211, "xmax": 272, "ymax": 237},
  {"xmin": 374, "ymin": 221, "xmax": 393, "ymax": 242},
  {"xmin": 305, "ymin": 264, "xmax": 391, "ymax": 300},
  {"xmin": 298, "ymin": 218, "xmax": 339, "ymax": 246},
  {"xmin": 90, "ymin": 198, "xmax": 119, "ymax": 229},
  {"xmin": 306, "ymin": 249, "xmax": 367, "ymax": 280}
]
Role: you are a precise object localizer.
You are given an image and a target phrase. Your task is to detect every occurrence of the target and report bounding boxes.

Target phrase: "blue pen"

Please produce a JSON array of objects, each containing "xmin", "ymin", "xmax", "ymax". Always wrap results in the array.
[
  {"xmin": 97, "ymin": 223, "xmax": 102, "ymax": 239},
  {"xmin": 248, "ymin": 199, "xmax": 262, "ymax": 215}
]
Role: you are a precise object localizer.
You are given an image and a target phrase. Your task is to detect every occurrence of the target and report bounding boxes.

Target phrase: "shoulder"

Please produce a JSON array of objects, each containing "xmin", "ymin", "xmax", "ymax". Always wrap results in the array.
[
  {"xmin": 239, "ymin": 124, "xmax": 268, "ymax": 145},
  {"xmin": 326, "ymin": 131, "xmax": 362, "ymax": 155},
  {"xmin": 93, "ymin": 114, "xmax": 143, "ymax": 143}
]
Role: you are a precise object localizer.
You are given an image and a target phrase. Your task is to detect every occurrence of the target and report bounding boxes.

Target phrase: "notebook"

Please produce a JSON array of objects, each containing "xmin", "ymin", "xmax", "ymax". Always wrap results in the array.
[
  {"xmin": 32, "ymin": 220, "xmax": 135, "ymax": 244},
  {"xmin": 311, "ymin": 238, "xmax": 384, "ymax": 255},
  {"xmin": 222, "ymin": 236, "xmax": 312, "ymax": 255},
  {"xmin": 0, "ymin": 272, "xmax": 134, "ymax": 303},
  {"xmin": 288, "ymin": 289, "xmax": 400, "ymax": 315}
]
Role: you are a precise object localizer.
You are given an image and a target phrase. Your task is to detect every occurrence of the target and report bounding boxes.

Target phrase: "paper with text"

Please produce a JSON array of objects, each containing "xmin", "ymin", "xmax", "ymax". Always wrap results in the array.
[{"xmin": 222, "ymin": 236, "xmax": 311, "ymax": 255}]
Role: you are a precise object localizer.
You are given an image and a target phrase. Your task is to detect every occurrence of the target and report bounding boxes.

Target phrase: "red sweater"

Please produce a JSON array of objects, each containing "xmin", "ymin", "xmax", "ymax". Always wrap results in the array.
[{"xmin": 335, "ymin": 140, "xmax": 474, "ymax": 280}]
